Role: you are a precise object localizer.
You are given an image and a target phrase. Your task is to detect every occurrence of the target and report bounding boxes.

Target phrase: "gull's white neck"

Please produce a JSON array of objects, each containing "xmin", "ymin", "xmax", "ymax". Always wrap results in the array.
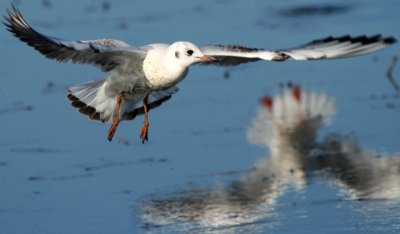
[{"xmin": 143, "ymin": 44, "xmax": 188, "ymax": 90}]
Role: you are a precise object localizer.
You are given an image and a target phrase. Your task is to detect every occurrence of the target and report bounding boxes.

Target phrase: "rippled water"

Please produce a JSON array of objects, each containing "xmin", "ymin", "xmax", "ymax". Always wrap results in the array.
[{"xmin": 0, "ymin": 0, "xmax": 399, "ymax": 233}]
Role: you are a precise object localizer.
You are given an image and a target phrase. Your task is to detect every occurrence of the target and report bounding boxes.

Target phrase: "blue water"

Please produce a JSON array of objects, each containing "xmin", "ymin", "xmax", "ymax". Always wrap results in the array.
[{"xmin": 0, "ymin": 0, "xmax": 399, "ymax": 233}]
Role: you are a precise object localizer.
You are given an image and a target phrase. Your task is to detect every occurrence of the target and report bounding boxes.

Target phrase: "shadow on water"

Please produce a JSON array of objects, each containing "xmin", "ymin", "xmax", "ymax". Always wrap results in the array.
[{"xmin": 137, "ymin": 84, "xmax": 400, "ymax": 233}]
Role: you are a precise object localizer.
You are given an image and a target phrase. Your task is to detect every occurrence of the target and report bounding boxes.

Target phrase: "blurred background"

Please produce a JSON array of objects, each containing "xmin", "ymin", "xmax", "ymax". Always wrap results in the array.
[{"xmin": 0, "ymin": 0, "xmax": 399, "ymax": 233}]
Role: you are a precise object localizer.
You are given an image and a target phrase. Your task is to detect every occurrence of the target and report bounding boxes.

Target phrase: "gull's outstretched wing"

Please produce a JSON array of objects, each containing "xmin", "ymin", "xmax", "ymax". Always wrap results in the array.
[
  {"xmin": 201, "ymin": 35, "xmax": 396, "ymax": 66},
  {"xmin": 4, "ymin": 5, "xmax": 145, "ymax": 72}
]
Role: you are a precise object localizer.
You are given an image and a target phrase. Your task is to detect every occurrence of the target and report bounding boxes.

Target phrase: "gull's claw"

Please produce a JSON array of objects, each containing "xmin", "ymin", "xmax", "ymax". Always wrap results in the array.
[
  {"xmin": 140, "ymin": 122, "xmax": 149, "ymax": 144},
  {"xmin": 139, "ymin": 96, "xmax": 149, "ymax": 144}
]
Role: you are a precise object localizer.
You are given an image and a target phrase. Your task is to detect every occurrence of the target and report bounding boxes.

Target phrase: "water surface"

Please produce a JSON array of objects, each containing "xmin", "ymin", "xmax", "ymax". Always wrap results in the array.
[{"xmin": 0, "ymin": 0, "xmax": 399, "ymax": 233}]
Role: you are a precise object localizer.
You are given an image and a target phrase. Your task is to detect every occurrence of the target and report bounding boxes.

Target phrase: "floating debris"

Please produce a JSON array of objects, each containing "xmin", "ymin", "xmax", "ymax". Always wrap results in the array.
[{"xmin": 386, "ymin": 55, "xmax": 399, "ymax": 92}]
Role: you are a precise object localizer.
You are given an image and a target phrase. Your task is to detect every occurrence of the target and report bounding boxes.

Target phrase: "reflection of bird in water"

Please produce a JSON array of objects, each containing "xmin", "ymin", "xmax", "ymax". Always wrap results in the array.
[
  {"xmin": 139, "ymin": 85, "xmax": 400, "ymax": 231},
  {"xmin": 247, "ymin": 85, "xmax": 335, "ymax": 184},
  {"xmin": 140, "ymin": 85, "xmax": 336, "ymax": 230},
  {"xmin": 248, "ymin": 85, "xmax": 400, "ymax": 200},
  {"xmin": 4, "ymin": 5, "xmax": 396, "ymax": 142},
  {"xmin": 317, "ymin": 134, "xmax": 400, "ymax": 200}
]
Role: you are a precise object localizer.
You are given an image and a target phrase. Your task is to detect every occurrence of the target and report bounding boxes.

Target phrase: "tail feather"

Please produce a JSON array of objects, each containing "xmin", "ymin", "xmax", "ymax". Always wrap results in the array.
[
  {"xmin": 67, "ymin": 80, "xmax": 107, "ymax": 121},
  {"xmin": 67, "ymin": 79, "xmax": 178, "ymax": 123}
]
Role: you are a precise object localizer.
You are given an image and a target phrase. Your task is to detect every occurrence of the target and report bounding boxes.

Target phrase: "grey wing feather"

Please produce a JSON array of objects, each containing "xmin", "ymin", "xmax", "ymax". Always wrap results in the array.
[
  {"xmin": 201, "ymin": 35, "xmax": 396, "ymax": 66},
  {"xmin": 200, "ymin": 44, "xmax": 268, "ymax": 66},
  {"xmin": 3, "ymin": 5, "xmax": 145, "ymax": 71}
]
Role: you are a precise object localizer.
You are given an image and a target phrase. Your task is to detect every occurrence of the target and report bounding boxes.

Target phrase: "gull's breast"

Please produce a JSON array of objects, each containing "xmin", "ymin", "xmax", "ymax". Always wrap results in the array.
[{"xmin": 143, "ymin": 49, "xmax": 188, "ymax": 90}]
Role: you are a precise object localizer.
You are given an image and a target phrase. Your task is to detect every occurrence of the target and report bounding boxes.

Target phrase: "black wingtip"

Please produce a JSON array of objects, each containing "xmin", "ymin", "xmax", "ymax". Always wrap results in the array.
[
  {"xmin": 307, "ymin": 34, "xmax": 397, "ymax": 48},
  {"xmin": 383, "ymin": 37, "xmax": 397, "ymax": 44},
  {"xmin": 3, "ymin": 4, "xmax": 27, "ymax": 35}
]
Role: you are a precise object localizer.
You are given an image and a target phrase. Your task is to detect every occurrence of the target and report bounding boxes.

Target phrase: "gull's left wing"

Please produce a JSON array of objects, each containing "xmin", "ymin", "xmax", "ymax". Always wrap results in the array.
[{"xmin": 200, "ymin": 35, "xmax": 396, "ymax": 66}]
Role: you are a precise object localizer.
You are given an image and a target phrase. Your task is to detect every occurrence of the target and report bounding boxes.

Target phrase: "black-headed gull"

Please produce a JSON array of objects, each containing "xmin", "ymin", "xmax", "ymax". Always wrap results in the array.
[{"xmin": 4, "ymin": 5, "xmax": 396, "ymax": 143}]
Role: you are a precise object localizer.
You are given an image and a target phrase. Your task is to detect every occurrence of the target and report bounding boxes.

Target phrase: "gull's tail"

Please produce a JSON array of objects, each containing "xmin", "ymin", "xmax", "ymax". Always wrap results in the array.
[
  {"xmin": 67, "ymin": 79, "xmax": 178, "ymax": 123},
  {"xmin": 67, "ymin": 79, "xmax": 109, "ymax": 122}
]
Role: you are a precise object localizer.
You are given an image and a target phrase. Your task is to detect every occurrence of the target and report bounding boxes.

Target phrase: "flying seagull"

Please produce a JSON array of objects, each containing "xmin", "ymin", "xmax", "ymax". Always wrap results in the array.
[{"xmin": 3, "ymin": 5, "xmax": 396, "ymax": 143}]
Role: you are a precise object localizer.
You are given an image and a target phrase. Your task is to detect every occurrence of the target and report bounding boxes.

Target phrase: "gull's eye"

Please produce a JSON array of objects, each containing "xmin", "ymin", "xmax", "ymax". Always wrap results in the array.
[{"xmin": 186, "ymin": 49, "xmax": 194, "ymax": 56}]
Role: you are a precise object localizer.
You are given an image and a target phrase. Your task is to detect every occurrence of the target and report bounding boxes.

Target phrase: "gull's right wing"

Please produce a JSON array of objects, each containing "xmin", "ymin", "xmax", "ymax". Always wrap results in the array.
[{"xmin": 4, "ymin": 5, "xmax": 146, "ymax": 72}]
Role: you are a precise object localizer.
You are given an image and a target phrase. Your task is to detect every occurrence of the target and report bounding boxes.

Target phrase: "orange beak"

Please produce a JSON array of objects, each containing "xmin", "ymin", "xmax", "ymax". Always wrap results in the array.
[{"xmin": 198, "ymin": 55, "xmax": 216, "ymax": 62}]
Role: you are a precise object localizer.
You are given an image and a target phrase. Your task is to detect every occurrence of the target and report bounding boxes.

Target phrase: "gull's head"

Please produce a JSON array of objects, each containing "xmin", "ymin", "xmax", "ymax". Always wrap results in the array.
[{"xmin": 169, "ymin": 41, "xmax": 215, "ymax": 67}]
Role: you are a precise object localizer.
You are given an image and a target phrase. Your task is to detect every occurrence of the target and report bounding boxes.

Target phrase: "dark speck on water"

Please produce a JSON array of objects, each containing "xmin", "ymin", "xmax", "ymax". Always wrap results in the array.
[
  {"xmin": 9, "ymin": 148, "xmax": 71, "ymax": 154},
  {"xmin": 279, "ymin": 4, "xmax": 352, "ymax": 17},
  {"xmin": 117, "ymin": 21, "xmax": 129, "ymax": 30},
  {"xmin": 28, "ymin": 176, "xmax": 43, "ymax": 181},
  {"xmin": 0, "ymin": 102, "xmax": 33, "ymax": 115},
  {"xmin": 41, "ymin": 81, "xmax": 56, "ymax": 94},
  {"xmin": 385, "ymin": 102, "xmax": 397, "ymax": 109},
  {"xmin": 102, "ymin": 1, "xmax": 111, "ymax": 13},
  {"xmin": 223, "ymin": 69, "xmax": 231, "ymax": 79},
  {"xmin": 41, "ymin": 0, "xmax": 52, "ymax": 9}
]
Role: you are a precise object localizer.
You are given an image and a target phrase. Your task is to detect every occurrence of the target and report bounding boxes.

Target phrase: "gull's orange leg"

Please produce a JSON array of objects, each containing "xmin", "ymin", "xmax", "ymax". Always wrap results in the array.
[
  {"xmin": 107, "ymin": 95, "xmax": 122, "ymax": 142},
  {"xmin": 140, "ymin": 96, "xmax": 149, "ymax": 144}
]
